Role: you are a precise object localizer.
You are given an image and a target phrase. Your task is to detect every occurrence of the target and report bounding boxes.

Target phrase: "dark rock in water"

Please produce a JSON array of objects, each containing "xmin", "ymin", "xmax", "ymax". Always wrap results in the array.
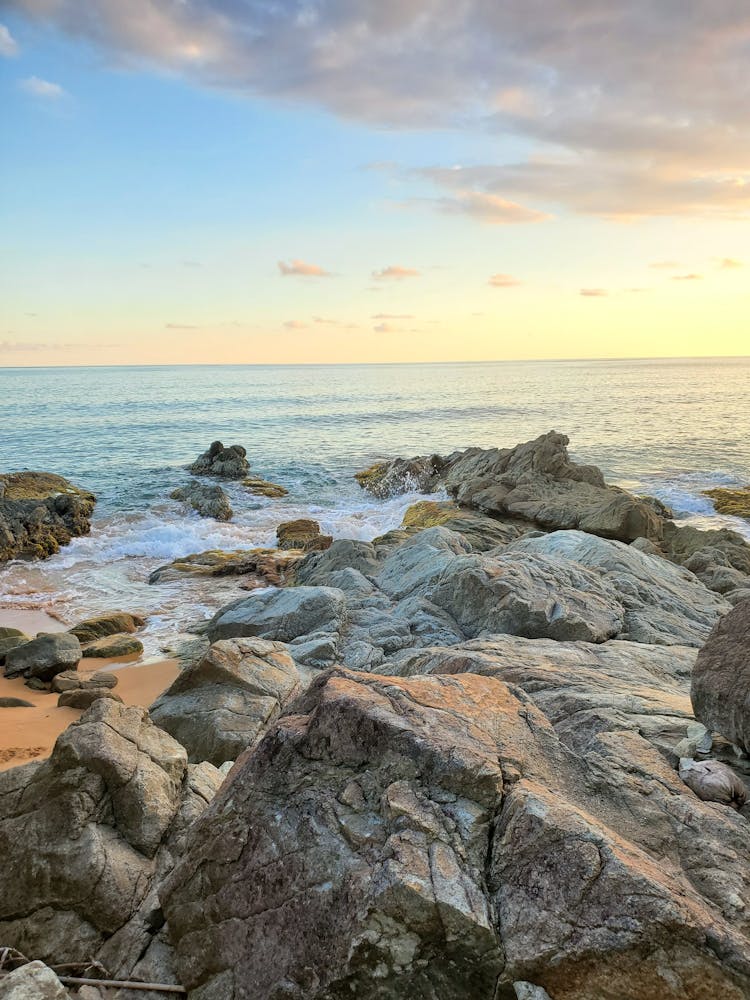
[
  {"xmin": 150, "ymin": 637, "xmax": 300, "ymax": 766},
  {"xmin": 52, "ymin": 669, "xmax": 118, "ymax": 693},
  {"xmin": 161, "ymin": 667, "xmax": 750, "ymax": 1000},
  {"xmin": 69, "ymin": 611, "xmax": 144, "ymax": 644},
  {"xmin": 691, "ymin": 598, "xmax": 750, "ymax": 752},
  {"xmin": 242, "ymin": 475, "xmax": 288, "ymax": 497},
  {"xmin": 355, "ymin": 431, "xmax": 663, "ymax": 544},
  {"xmin": 0, "ymin": 471, "xmax": 95, "ymax": 563},
  {"xmin": 148, "ymin": 546, "xmax": 302, "ymax": 585},
  {"xmin": 171, "ymin": 480, "xmax": 232, "ymax": 521},
  {"xmin": 0, "ymin": 698, "xmax": 222, "ymax": 970},
  {"xmin": 189, "ymin": 440, "xmax": 249, "ymax": 479},
  {"xmin": 4, "ymin": 632, "xmax": 81, "ymax": 681},
  {"xmin": 57, "ymin": 687, "xmax": 123, "ymax": 709},
  {"xmin": 0, "ymin": 696, "xmax": 34, "ymax": 708},
  {"xmin": 276, "ymin": 517, "xmax": 332, "ymax": 551},
  {"xmin": 703, "ymin": 486, "xmax": 750, "ymax": 520},
  {"xmin": 81, "ymin": 633, "xmax": 144, "ymax": 658}
]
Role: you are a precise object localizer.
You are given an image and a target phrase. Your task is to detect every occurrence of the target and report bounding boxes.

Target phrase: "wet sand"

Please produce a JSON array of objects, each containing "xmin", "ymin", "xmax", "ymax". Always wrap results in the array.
[{"xmin": 0, "ymin": 609, "xmax": 179, "ymax": 771}]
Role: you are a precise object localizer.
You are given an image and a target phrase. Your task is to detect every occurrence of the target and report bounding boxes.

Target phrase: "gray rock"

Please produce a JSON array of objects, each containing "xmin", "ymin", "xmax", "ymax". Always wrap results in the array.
[
  {"xmin": 207, "ymin": 585, "xmax": 346, "ymax": 645},
  {"xmin": 294, "ymin": 539, "xmax": 380, "ymax": 584},
  {"xmin": 0, "ymin": 634, "xmax": 30, "ymax": 664},
  {"xmin": 4, "ymin": 632, "xmax": 82, "ymax": 681},
  {"xmin": 679, "ymin": 758, "xmax": 747, "ymax": 809},
  {"xmin": 150, "ymin": 637, "xmax": 300, "ymax": 766},
  {"xmin": 51, "ymin": 669, "xmax": 118, "ymax": 693},
  {"xmin": 189, "ymin": 440, "xmax": 249, "ymax": 479},
  {"xmin": 691, "ymin": 598, "xmax": 750, "ymax": 752},
  {"xmin": 57, "ymin": 687, "xmax": 123, "ymax": 709},
  {"xmin": 171, "ymin": 480, "xmax": 232, "ymax": 521},
  {"xmin": 0, "ymin": 961, "xmax": 70, "ymax": 1000}
]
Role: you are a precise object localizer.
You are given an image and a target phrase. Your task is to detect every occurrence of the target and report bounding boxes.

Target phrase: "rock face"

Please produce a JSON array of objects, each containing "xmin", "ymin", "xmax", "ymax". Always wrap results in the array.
[
  {"xmin": 4, "ymin": 632, "xmax": 81, "ymax": 682},
  {"xmin": 0, "ymin": 699, "xmax": 222, "ymax": 969},
  {"xmin": 69, "ymin": 611, "xmax": 144, "ymax": 644},
  {"xmin": 162, "ymin": 668, "xmax": 750, "ymax": 1000},
  {"xmin": 276, "ymin": 518, "xmax": 333, "ymax": 552},
  {"xmin": 189, "ymin": 441, "xmax": 249, "ymax": 479},
  {"xmin": 691, "ymin": 599, "xmax": 750, "ymax": 752},
  {"xmin": 356, "ymin": 431, "xmax": 663, "ymax": 543},
  {"xmin": 150, "ymin": 638, "xmax": 300, "ymax": 766},
  {"xmin": 0, "ymin": 471, "xmax": 95, "ymax": 563},
  {"xmin": 171, "ymin": 481, "xmax": 232, "ymax": 521}
]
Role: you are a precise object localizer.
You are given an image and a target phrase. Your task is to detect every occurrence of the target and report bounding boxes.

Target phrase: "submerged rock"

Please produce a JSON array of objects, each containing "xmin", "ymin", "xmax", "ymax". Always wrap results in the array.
[
  {"xmin": 703, "ymin": 485, "xmax": 750, "ymax": 520},
  {"xmin": 4, "ymin": 632, "xmax": 81, "ymax": 682},
  {"xmin": 276, "ymin": 517, "xmax": 333, "ymax": 551},
  {"xmin": 150, "ymin": 637, "xmax": 300, "ymax": 766},
  {"xmin": 691, "ymin": 598, "xmax": 750, "ymax": 752},
  {"xmin": 0, "ymin": 471, "xmax": 95, "ymax": 563},
  {"xmin": 171, "ymin": 480, "xmax": 232, "ymax": 521},
  {"xmin": 242, "ymin": 476, "xmax": 288, "ymax": 497},
  {"xmin": 189, "ymin": 440, "xmax": 249, "ymax": 479},
  {"xmin": 69, "ymin": 611, "xmax": 144, "ymax": 644}
]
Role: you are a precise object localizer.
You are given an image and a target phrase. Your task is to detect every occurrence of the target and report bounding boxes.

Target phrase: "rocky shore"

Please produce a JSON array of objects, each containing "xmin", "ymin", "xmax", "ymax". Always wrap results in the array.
[{"xmin": 1, "ymin": 431, "xmax": 750, "ymax": 999}]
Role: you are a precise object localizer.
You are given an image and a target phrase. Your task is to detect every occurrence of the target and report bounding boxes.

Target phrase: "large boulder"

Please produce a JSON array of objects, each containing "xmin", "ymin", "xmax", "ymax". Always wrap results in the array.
[
  {"xmin": 207, "ymin": 585, "xmax": 347, "ymax": 646},
  {"xmin": 4, "ymin": 632, "xmax": 81, "ymax": 681},
  {"xmin": 0, "ymin": 699, "xmax": 222, "ymax": 969},
  {"xmin": 508, "ymin": 530, "xmax": 730, "ymax": 646},
  {"xmin": 150, "ymin": 638, "xmax": 300, "ymax": 766},
  {"xmin": 161, "ymin": 668, "xmax": 750, "ymax": 1000},
  {"xmin": 189, "ymin": 441, "xmax": 249, "ymax": 479},
  {"xmin": 691, "ymin": 599, "xmax": 750, "ymax": 752},
  {"xmin": 171, "ymin": 481, "xmax": 232, "ymax": 521},
  {"xmin": 0, "ymin": 471, "xmax": 95, "ymax": 563}
]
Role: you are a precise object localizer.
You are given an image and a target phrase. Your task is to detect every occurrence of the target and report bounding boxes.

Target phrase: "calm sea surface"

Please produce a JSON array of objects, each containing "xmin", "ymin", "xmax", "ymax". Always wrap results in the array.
[{"xmin": 1, "ymin": 358, "xmax": 748, "ymax": 653}]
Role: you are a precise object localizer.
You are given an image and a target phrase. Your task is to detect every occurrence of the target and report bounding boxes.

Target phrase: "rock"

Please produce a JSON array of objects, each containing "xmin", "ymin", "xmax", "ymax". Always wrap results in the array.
[
  {"xmin": 81, "ymin": 633, "xmax": 144, "ymax": 658},
  {"xmin": 0, "ymin": 471, "xmax": 96, "ymax": 563},
  {"xmin": 150, "ymin": 638, "xmax": 300, "ymax": 765},
  {"xmin": 148, "ymin": 547, "xmax": 302, "ymax": 585},
  {"xmin": 161, "ymin": 668, "xmax": 750, "ymax": 1000},
  {"xmin": 4, "ymin": 632, "xmax": 82, "ymax": 681},
  {"xmin": 207, "ymin": 586, "xmax": 346, "ymax": 646},
  {"xmin": 189, "ymin": 440, "xmax": 249, "ymax": 479},
  {"xmin": 356, "ymin": 432, "xmax": 663, "ymax": 543},
  {"xmin": 691, "ymin": 598, "xmax": 750, "ymax": 752},
  {"xmin": 57, "ymin": 688, "xmax": 123, "ymax": 709},
  {"xmin": 69, "ymin": 612, "xmax": 144, "ymax": 644},
  {"xmin": 0, "ymin": 697, "xmax": 34, "ymax": 708},
  {"xmin": 242, "ymin": 476, "xmax": 288, "ymax": 497},
  {"xmin": 294, "ymin": 538, "xmax": 381, "ymax": 585},
  {"xmin": 0, "ymin": 627, "xmax": 26, "ymax": 638},
  {"xmin": 171, "ymin": 481, "xmax": 232, "ymax": 521},
  {"xmin": 401, "ymin": 500, "xmax": 529, "ymax": 550},
  {"xmin": 508, "ymin": 530, "xmax": 730, "ymax": 646},
  {"xmin": 0, "ymin": 634, "xmax": 30, "ymax": 664},
  {"xmin": 662, "ymin": 521, "xmax": 750, "ymax": 595},
  {"xmin": 0, "ymin": 961, "xmax": 70, "ymax": 999},
  {"xmin": 51, "ymin": 669, "xmax": 118, "ymax": 693},
  {"xmin": 0, "ymin": 699, "xmax": 221, "ymax": 967},
  {"xmin": 703, "ymin": 486, "xmax": 750, "ymax": 520},
  {"xmin": 276, "ymin": 518, "xmax": 332, "ymax": 552},
  {"xmin": 679, "ymin": 758, "xmax": 747, "ymax": 809}
]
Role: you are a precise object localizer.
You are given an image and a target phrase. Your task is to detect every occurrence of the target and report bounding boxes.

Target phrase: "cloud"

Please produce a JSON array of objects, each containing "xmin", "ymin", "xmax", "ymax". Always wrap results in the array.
[
  {"xmin": 283, "ymin": 320, "xmax": 308, "ymax": 330},
  {"xmin": 417, "ymin": 191, "xmax": 549, "ymax": 225},
  {"xmin": 580, "ymin": 288, "xmax": 608, "ymax": 297},
  {"xmin": 672, "ymin": 273, "xmax": 703, "ymax": 281},
  {"xmin": 10, "ymin": 1, "xmax": 750, "ymax": 218},
  {"xmin": 373, "ymin": 322, "xmax": 405, "ymax": 333},
  {"xmin": 312, "ymin": 316, "xmax": 358, "ymax": 328},
  {"xmin": 372, "ymin": 265, "xmax": 420, "ymax": 281},
  {"xmin": 20, "ymin": 75, "xmax": 65, "ymax": 98},
  {"xmin": 0, "ymin": 23, "xmax": 18, "ymax": 56},
  {"xmin": 718, "ymin": 257, "xmax": 743, "ymax": 269},
  {"xmin": 278, "ymin": 259, "xmax": 332, "ymax": 278},
  {"xmin": 488, "ymin": 273, "xmax": 522, "ymax": 288},
  {"xmin": 165, "ymin": 322, "xmax": 199, "ymax": 329},
  {"xmin": 372, "ymin": 313, "xmax": 414, "ymax": 319}
]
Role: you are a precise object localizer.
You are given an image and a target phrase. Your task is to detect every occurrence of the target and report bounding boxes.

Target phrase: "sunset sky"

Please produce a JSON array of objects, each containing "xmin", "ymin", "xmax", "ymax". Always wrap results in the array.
[{"xmin": 1, "ymin": 1, "xmax": 749, "ymax": 366}]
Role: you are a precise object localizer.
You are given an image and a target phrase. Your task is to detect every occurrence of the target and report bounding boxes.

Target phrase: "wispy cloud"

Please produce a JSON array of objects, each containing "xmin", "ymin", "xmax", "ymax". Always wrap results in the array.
[
  {"xmin": 419, "ymin": 191, "xmax": 549, "ymax": 226},
  {"xmin": 278, "ymin": 259, "xmax": 332, "ymax": 278},
  {"xmin": 488, "ymin": 273, "xmax": 522, "ymax": 288},
  {"xmin": 372, "ymin": 265, "xmax": 420, "ymax": 281},
  {"xmin": 283, "ymin": 320, "xmax": 308, "ymax": 330},
  {"xmin": 312, "ymin": 316, "xmax": 358, "ymax": 328},
  {"xmin": 20, "ymin": 75, "xmax": 65, "ymax": 98},
  {"xmin": 672, "ymin": 273, "xmax": 702, "ymax": 281},
  {"xmin": 717, "ymin": 257, "xmax": 743, "ymax": 269},
  {"xmin": 0, "ymin": 23, "xmax": 18, "ymax": 57},
  {"xmin": 165, "ymin": 322, "xmax": 199, "ymax": 330},
  {"xmin": 580, "ymin": 288, "xmax": 608, "ymax": 297},
  {"xmin": 372, "ymin": 313, "xmax": 414, "ymax": 320}
]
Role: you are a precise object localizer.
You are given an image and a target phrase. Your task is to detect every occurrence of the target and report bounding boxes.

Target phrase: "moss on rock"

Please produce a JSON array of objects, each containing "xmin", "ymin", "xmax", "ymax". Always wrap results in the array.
[{"xmin": 703, "ymin": 486, "xmax": 750, "ymax": 520}]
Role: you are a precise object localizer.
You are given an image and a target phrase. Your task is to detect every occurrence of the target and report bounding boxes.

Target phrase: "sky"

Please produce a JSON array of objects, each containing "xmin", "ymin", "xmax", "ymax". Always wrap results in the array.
[{"xmin": 1, "ymin": 1, "xmax": 749, "ymax": 366}]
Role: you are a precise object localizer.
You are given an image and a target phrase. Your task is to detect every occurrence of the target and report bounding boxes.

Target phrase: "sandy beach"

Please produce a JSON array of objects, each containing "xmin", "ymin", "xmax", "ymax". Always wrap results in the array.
[{"xmin": 0, "ymin": 609, "xmax": 178, "ymax": 771}]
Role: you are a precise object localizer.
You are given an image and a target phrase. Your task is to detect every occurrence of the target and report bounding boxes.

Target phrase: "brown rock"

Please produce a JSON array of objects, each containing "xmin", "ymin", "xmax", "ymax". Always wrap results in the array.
[
  {"xmin": 57, "ymin": 688, "xmax": 124, "ymax": 709},
  {"xmin": 69, "ymin": 612, "xmax": 145, "ymax": 644},
  {"xmin": 0, "ymin": 471, "xmax": 95, "ymax": 563},
  {"xmin": 276, "ymin": 518, "xmax": 332, "ymax": 551}
]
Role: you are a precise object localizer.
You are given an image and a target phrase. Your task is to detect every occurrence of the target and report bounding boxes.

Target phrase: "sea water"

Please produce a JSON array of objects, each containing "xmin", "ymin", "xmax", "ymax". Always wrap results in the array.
[{"xmin": 1, "ymin": 357, "xmax": 748, "ymax": 655}]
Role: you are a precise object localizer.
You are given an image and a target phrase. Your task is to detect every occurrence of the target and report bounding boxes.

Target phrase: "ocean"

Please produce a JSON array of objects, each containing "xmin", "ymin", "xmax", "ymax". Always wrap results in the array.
[{"xmin": 1, "ymin": 357, "xmax": 749, "ymax": 656}]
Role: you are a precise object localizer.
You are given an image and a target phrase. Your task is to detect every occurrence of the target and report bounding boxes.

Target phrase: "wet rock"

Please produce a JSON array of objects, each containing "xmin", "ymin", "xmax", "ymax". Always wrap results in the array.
[
  {"xmin": 679, "ymin": 758, "xmax": 747, "ymax": 809},
  {"xmin": 242, "ymin": 476, "xmax": 288, "ymax": 497},
  {"xmin": 0, "ymin": 471, "xmax": 96, "ymax": 563},
  {"xmin": 150, "ymin": 637, "xmax": 300, "ymax": 765},
  {"xmin": 82, "ymin": 633, "xmax": 144, "ymax": 658},
  {"xmin": 189, "ymin": 440, "xmax": 249, "ymax": 479},
  {"xmin": 355, "ymin": 453, "xmax": 447, "ymax": 498},
  {"xmin": 51, "ymin": 669, "xmax": 118, "ymax": 693},
  {"xmin": 4, "ymin": 632, "xmax": 81, "ymax": 682},
  {"xmin": 0, "ymin": 960, "xmax": 70, "ymax": 999},
  {"xmin": 276, "ymin": 517, "xmax": 332, "ymax": 551},
  {"xmin": 57, "ymin": 687, "xmax": 124, "ymax": 709},
  {"xmin": 149, "ymin": 547, "xmax": 302, "ymax": 585},
  {"xmin": 171, "ymin": 481, "xmax": 232, "ymax": 521},
  {"xmin": 691, "ymin": 598, "xmax": 750, "ymax": 752},
  {"xmin": 703, "ymin": 485, "xmax": 750, "ymax": 520},
  {"xmin": 69, "ymin": 612, "xmax": 144, "ymax": 644}
]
